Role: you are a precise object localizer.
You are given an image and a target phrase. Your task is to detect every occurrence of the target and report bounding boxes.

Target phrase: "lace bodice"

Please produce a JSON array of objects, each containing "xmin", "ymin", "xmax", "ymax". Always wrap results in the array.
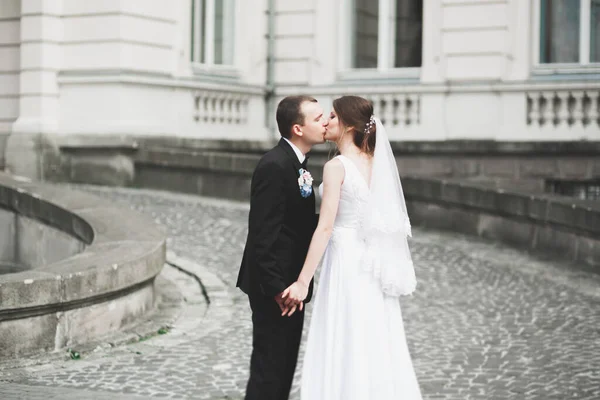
[{"xmin": 318, "ymin": 155, "xmax": 369, "ymax": 230}]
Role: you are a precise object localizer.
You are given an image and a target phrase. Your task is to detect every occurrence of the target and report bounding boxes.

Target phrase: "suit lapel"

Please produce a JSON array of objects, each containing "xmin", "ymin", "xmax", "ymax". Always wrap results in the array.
[
  {"xmin": 278, "ymin": 138, "xmax": 316, "ymax": 203},
  {"xmin": 278, "ymin": 138, "xmax": 302, "ymax": 172}
]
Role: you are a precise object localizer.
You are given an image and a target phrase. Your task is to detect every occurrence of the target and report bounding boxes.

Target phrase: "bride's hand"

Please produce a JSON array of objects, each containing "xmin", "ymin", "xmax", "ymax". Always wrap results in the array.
[
  {"xmin": 282, "ymin": 281, "xmax": 308, "ymax": 303},
  {"xmin": 281, "ymin": 281, "xmax": 308, "ymax": 316}
]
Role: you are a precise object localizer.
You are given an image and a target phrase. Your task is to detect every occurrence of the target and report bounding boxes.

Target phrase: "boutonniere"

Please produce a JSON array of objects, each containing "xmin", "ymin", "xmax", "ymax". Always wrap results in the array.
[{"xmin": 298, "ymin": 168, "xmax": 313, "ymax": 198}]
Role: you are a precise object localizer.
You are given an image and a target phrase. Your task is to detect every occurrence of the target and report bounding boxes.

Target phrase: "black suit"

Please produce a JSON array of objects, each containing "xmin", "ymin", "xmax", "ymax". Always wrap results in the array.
[{"xmin": 237, "ymin": 138, "xmax": 317, "ymax": 400}]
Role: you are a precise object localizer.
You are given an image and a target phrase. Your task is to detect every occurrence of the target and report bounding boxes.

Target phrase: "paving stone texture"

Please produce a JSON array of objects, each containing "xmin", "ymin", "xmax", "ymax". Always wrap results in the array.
[{"xmin": 1, "ymin": 185, "xmax": 599, "ymax": 400}]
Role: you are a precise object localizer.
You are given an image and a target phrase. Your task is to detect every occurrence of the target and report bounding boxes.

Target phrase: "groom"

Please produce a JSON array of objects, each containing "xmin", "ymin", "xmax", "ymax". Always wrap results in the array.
[{"xmin": 237, "ymin": 95, "xmax": 326, "ymax": 399}]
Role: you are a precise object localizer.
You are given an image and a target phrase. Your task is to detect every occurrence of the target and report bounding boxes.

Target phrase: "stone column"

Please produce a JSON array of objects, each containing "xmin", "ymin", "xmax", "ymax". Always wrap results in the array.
[
  {"xmin": 419, "ymin": 0, "xmax": 446, "ymax": 139},
  {"xmin": 6, "ymin": 0, "xmax": 62, "ymax": 180},
  {"xmin": 421, "ymin": 0, "xmax": 444, "ymax": 84}
]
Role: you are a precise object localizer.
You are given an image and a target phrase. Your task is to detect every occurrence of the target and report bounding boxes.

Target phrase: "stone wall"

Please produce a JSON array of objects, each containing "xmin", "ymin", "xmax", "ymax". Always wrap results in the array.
[
  {"xmin": 47, "ymin": 136, "xmax": 600, "ymax": 273},
  {"xmin": 0, "ymin": 0, "xmax": 20, "ymax": 145},
  {"xmin": 0, "ymin": 0, "xmax": 19, "ymax": 168},
  {"xmin": 403, "ymin": 177, "xmax": 600, "ymax": 269},
  {"xmin": 52, "ymin": 136, "xmax": 600, "ymax": 201}
]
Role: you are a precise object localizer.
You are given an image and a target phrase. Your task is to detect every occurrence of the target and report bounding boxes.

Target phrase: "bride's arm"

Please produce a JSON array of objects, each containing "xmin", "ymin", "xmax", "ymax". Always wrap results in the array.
[{"xmin": 281, "ymin": 158, "xmax": 344, "ymax": 312}]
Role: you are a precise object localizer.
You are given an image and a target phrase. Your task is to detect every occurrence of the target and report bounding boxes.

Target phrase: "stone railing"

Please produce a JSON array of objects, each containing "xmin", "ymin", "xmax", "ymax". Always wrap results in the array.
[
  {"xmin": 193, "ymin": 90, "xmax": 250, "ymax": 125},
  {"xmin": 56, "ymin": 70, "xmax": 267, "ymax": 140},
  {"xmin": 527, "ymin": 88, "xmax": 600, "ymax": 129},
  {"xmin": 276, "ymin": 80, "xmax": 600, "ymax": 141},
  {"xmin": 361, "ymin": 93, "xmax": 421, "ymax": 127},
  {"xmin": 276, "ymin": 85, "xmax": 424, "ymax": 141}
]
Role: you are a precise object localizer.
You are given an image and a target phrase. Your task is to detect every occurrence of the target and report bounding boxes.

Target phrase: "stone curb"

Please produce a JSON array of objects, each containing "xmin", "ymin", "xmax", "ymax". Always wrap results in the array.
[
  {"xmin": 0, "ymin": 265, "xmax": 183, "ymax": 376},
  {"xmin": 0, "ymin": 251, "xmax": 233, "ymax": 378}
]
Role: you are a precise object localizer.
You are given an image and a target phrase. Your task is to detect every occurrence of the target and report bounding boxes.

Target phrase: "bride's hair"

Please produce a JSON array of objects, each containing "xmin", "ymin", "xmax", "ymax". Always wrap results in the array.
[{"xmin": 333, "ymin": 95, "xmax": 376, "ymax": 156}]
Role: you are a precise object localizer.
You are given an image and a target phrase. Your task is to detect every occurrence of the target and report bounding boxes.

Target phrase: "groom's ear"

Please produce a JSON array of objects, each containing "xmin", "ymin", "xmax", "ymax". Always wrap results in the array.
[{"xmin": 292, "ymin": 124, "xmax": 303, "ymax": 137}]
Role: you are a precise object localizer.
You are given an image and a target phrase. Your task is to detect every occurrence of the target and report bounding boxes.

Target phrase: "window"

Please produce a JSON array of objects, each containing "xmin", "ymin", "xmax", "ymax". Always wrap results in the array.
[
  {"xmin": 351, "ymin": 0, "xmax": 422, "ymax": 69},
  {"xmin": 592, "ymin": 0, "xmax": 600, "ymax": 62},
  {"xmin": 539, "ymin": 0, "xmax": 600, "ymax": 65},
  {"xmin": 191, "ymin": 0, "xmax": 235, "ymax": 66}
]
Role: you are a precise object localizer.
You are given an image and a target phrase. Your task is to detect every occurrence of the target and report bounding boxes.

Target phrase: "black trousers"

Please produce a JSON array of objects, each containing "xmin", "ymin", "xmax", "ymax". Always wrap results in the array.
[{"xmin": 245, "ymin": 293, "xmax": 305, "ymax": 400}]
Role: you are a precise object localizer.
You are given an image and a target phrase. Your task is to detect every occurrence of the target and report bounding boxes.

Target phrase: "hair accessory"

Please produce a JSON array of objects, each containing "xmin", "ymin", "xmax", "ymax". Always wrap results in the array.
[{"xmin": 364, "ymin": 115, "xmax": 376, "ymax": 134}]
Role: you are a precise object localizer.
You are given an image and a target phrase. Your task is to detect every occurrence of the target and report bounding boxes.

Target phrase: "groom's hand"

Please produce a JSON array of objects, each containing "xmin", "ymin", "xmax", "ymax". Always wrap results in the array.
[
  {"xmin": 274, "ymin": 292, "xmax": 286, "ymax": 313},
  {"xmin": 276, "ymin": 292, "xmax": 302, "ymax": 317}
]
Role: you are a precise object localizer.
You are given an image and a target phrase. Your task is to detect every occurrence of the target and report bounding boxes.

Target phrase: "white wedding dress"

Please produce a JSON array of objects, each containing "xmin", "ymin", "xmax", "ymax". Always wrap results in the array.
[{"xmin": 301, "ymin": 155, "xmax": 423, "ymax": 400}]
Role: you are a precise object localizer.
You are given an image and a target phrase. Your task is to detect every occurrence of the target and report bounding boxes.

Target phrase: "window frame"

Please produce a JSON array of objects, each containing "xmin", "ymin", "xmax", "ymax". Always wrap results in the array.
[
  {"xmin": 337, "ymin": 0, "xmax": 422, "ymax": 81},
  {"xmin": 190, "ymin": 0, "xmax": 237, "ymax": 77},
  {"xmin": 532, "ymin": 0, "xmax": 600, "ymax": 75}
]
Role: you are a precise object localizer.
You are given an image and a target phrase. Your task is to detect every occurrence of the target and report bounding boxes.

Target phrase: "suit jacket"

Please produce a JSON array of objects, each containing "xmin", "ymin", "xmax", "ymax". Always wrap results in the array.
[{"xmin": 237, "ymin": 139, "xmax": 318, "ymax": 302}]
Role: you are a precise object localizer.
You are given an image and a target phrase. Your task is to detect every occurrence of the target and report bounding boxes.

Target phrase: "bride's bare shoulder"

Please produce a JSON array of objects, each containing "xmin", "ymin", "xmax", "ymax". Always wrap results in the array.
[
  {"xmin": 324, "ymin": 157, "xmax": 345, "ymax": 172},
  {"xmin": 323, "ymin": 157, "xmax": 345, "ymax": 183}
]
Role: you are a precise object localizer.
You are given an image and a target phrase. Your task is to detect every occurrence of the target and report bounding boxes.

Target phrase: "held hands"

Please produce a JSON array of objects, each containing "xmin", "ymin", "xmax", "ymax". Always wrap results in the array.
[
  {"xmin": 274, "ymin": 287, "xmax": 303, "ymax": 316},
  {"xmin": 280, "ymin": 281, "xmax": 309, "ymax": 317}
]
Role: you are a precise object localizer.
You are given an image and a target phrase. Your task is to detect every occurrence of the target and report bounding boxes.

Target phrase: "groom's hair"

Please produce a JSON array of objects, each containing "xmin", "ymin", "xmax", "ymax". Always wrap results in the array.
[{"xmin": 276, "ymin": 95, "xmax": 317, "ymax": 139}]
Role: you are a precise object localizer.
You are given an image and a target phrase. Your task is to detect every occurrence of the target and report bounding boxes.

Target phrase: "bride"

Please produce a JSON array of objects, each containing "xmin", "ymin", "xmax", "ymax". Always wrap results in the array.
[{"xmin": 281, "ymin": 95, "xmax": 423, "ymax": 399}]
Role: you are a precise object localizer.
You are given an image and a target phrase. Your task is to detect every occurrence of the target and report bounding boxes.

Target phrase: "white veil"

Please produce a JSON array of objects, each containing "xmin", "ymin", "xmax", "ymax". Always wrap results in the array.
[{"xmin": 359, "ymin": 117, "xmax": 417, "ymax": 297}]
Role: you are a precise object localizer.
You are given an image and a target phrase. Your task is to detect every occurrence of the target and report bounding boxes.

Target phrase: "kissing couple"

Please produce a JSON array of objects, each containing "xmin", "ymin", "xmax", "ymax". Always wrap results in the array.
[{"xmin": 237, "ymin": 95, "xmax": 423, "ymax": 400}]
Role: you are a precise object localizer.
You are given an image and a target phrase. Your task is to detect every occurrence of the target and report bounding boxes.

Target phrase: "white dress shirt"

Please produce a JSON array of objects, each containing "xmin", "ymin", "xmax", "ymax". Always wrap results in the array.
[{"xmin": 283, "ymin": 137, "xmax": 306, "ymax": 164}]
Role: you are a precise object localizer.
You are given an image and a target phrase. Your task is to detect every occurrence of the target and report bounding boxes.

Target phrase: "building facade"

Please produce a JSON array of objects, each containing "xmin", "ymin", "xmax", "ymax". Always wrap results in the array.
[{"xmin": 1, "ymin": 0, "xmax": 599, "ymax": 180}]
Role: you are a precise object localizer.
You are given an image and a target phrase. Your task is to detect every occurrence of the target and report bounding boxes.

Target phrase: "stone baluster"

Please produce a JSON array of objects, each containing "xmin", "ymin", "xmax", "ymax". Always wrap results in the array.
[
  {"xmin": 219, "ymin": 95, "xmax": 227, "ymax": 123},
  {"xmin": 221, "ymin": 96, "xmax": 228, "ymax": 124},
  {"xmin": 210, "ymin": 95, "xmax": 218, "ymax": 123},
  {"xmin": 589, "ymin": 91, "xmax": 600, "ymax": 127},
  {"xmin": 201, "ymin": 94, "xmax": 209, "ymax": 123},
  {"xmin": 196, "ymin": 92, "xmax": 206, "ymax": 122},
  {"xmin": 193, "ymin": 93, "xmax": 201, "ymax": 122},
  {"xmin": 571, "ymin": 90, "xmax": 585, "ymax": 128},
  {"xmin": 226, "ymin": 97, "xmax": 233, "ymax": 124},
  {"xmin": 541, "ymin": 91, "xmax": 555, "ymax": 126},
  {"xmin": 212, "ymin": 93, "xmax": 220, "ymax": 123},
  {"xmin": 233, "ymin": 96, "xmax": 240, "ymax": 124},
  {"xmin": 214, "ymin": 93, "xmax": 223, "ymax": 124},
  {"xmin": 406, "ymin": 94, "xmax": 419, "ymax": 126},
  {"xmin": 378, "ymin": 95, "xmax": 389, "ymax": 126},
  {"xmin": 240, "ymin": 96, "xmax": 249, "ymax": 124},
  {"xmin": 556, "ymin": 92, "xmax": 571, "ymax": 126},
  {"xmin": 204, "ymin": 96, "xmax": 211, "ymax": 123},
  {"xmin": 374, "ymin": 95, "xmax": 384, "ymax": 124},
  {"xmin": 224, "ymin": 95, "xmax": 232, "ymax": 124},
  {"xmin": 412, "ymin": 95, "xmax": 421, "ymax": 125},
  {"xmin": 528, "ymin": 92, "xmax": 540, "ymax": 126},
  {"xmin": 381, "ymin": 94, "xmax": 394, "ymax": 126},
  {"xmin": 371, "ymin": 96, "xmax": 382, "ymax": 120},
  {"xmin": 397, "ymin": 95, "xmax": 407, "ymax": 127}
]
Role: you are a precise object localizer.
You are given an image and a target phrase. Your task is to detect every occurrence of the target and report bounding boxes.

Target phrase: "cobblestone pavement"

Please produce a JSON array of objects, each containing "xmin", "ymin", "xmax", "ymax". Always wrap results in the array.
[{"xmin": 1, "ymin": 185, "xmax": 600, "ymax": 400}]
